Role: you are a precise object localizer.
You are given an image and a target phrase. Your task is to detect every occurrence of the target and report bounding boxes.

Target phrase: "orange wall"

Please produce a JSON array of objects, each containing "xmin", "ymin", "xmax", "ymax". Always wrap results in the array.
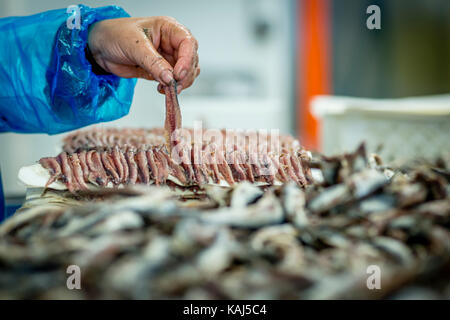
[{"xmin": 296, "ymin": 0, "xmax": 332, "ymax": 151}]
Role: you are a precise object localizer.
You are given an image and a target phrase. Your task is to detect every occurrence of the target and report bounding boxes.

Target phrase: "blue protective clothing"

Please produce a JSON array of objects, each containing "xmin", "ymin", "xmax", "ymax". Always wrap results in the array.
[
  {"xmin": 0, "ymin": 4, "xmax": 137, "ymax": 135},
  {"xmin": 0, "ymin": 5, "xmax": 138, "ymax": 223}
]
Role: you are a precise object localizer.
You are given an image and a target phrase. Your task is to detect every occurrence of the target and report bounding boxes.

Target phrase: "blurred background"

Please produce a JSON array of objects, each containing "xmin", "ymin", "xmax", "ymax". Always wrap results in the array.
[{"xmin": 0, "ymin": 0, "xmax": 449, "ymax": 198}]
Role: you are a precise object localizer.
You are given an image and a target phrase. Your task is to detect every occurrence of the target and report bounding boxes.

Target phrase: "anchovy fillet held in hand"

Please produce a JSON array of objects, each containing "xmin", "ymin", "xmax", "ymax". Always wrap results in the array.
[{"xmin": 164, "ymin": 80, "xmax": 182, "ymax": 152}]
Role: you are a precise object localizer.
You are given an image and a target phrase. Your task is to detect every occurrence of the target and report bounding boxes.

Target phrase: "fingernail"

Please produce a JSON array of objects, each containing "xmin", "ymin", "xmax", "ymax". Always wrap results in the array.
[
  {"xmin": 161, "ymin": 70, "xmax": 173, "ymax": 85},
  {"xmin": 179, "ymin": 70, "xmax": 187, "ymax": 79},
  {"xmin": 177, "ymin": 84, "xmax": 183, "ymax": 94}
]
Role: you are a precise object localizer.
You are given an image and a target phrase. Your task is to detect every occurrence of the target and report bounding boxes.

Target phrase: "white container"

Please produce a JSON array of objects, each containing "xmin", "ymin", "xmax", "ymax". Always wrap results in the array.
[{"xmin": 312, "ymin": 95, "xmax": 450, "ymax": 162}]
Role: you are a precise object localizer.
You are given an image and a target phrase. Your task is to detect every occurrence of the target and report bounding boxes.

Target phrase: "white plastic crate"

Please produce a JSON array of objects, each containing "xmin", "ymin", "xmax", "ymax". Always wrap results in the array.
[{"xmin": 312, "ymin": 95, "xmax": 450, "ymax": 162}]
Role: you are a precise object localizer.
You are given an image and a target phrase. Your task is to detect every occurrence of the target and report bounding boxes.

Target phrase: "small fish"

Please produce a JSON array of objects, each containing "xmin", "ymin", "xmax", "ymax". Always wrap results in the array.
[{"xmin": 2, "ymin": 144, "xmax": 449, "ymax": 300}]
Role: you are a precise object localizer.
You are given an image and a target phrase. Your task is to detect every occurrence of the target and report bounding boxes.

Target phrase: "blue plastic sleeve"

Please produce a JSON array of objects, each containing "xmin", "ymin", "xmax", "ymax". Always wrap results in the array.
[{"xmin": 0, "ymin": 5, "xmax": 137, "ymax": 134}]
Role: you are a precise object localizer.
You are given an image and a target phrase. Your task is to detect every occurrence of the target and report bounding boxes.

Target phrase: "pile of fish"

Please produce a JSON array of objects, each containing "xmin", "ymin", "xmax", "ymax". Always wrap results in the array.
[{"xmin": 0, "ymin": 144, "xmax": 449, "ymax": 299}]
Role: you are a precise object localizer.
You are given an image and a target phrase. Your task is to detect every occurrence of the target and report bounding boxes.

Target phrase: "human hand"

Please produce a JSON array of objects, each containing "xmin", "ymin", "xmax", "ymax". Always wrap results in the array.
[{"xmin": 88, "ymin": 16, "xmax": 200, "ymax": 93}]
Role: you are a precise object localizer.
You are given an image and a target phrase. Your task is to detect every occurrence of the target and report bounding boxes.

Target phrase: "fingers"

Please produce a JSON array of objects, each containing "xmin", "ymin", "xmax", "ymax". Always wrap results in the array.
[
  {"xmin": 126, "ymin": 16, "xmax": 200, "ymax": 90},
  {"xmin": 158, "ymin": 49, "xmax": 176, "ymax": 67},
  {"xmin": 153, "ymin": 17, "xmax": 199, "ymax": 91},
  {"xmin": 157, "ymin": 82, "xmax": 182, "ymax": 95},
  {"xmin": 131, "ymin": 30, "xmax": 174, "ymax": 85},
  {"xmin": 157, "ymin": 56, "xmax": 200, "ymax": 95},
  {"xmin": 173, "ymin": 37, "xmax": 199, "ymax": 90}
]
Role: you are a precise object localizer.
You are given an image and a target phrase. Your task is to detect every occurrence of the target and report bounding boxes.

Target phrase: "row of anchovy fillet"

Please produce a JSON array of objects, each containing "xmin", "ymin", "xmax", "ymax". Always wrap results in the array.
[
  {"xmin": 62, "ymin": 127, "xmax": 167, "ymax": 153},
  {"xmin": 62, "ymin": 127, "xmax": 300, "ymax": 154},
  {"xmin": 39, "ymin": 146, "xmax": 313, "ymax": 193}
]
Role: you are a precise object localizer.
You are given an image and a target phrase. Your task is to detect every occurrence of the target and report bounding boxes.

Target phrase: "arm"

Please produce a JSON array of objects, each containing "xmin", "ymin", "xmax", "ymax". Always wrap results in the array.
[
  {"xmin": 0, "ymin": 6, "xmax": 200, "ymax": 135},
  {"xmin": 0, "ymin": 5, "xmax": 135, "ymax": 134}
]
